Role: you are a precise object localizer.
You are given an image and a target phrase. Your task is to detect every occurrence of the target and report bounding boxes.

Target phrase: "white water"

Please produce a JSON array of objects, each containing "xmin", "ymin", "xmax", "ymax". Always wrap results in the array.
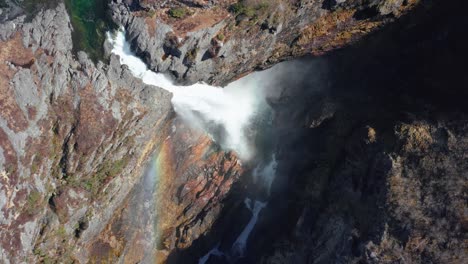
[
  {"xmin": 198, "ymin": 244, "xmax": 224, "ymax": 264},
  {"xmin": 108, "ymin": 29, "xmax": 276, "ymax": 263},
  {"xmin": 108, "ymin": 29, "xmax": 267, "ymax": 160},
  {"xmin": 253, "ymin": 154, "xmax": 278, "ymax": 195},
  {"xmin": 231, "ymin": 198, "xmax": 267, "ymax": 258}
]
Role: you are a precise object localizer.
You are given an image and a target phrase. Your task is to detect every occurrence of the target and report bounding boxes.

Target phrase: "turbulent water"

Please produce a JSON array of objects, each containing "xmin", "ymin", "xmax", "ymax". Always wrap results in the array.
[
  {"xmin": 108, "ymin": 29, "xmax": 271, "ymax": 160},
  {"xmin": 108, "ymin": 29, "xmax": 277, "ymax": 263}
]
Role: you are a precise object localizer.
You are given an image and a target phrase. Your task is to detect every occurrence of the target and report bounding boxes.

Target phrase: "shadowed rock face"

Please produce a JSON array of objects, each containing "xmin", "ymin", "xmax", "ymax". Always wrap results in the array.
[
  {"xmin": 110, "ymin": 0, "xmax": 421, "ymax": 85},
  {"xmin": 242, "ymin": 1, "xmax": 468, "ymax": 263}
]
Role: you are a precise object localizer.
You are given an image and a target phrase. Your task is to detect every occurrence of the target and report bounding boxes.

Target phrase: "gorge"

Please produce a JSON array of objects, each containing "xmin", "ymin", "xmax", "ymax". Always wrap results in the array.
[{"xmin": 0, "ymin": 0, "xmax": 467, "ymax": 263}]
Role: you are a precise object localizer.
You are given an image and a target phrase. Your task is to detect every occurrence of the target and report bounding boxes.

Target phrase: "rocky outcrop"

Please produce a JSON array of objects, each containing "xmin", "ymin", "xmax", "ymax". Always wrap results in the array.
[
  {"xmin": 87, "ymin": 118, "xmax": 243, "ymax": 264},
  {"xmin": 110, "ymin": 0, "xmax": 420, "ymax": 85},
  {"xmin": 0, "ymin": 4, "xmax": 174, "ymax": 262},
  {"xmin": 1, "ymin": 0, "xmax": 466, "ymax": 263},
  {"xmin": 1, "ymin": 2, "xmax": 246, "ymax": 262}
]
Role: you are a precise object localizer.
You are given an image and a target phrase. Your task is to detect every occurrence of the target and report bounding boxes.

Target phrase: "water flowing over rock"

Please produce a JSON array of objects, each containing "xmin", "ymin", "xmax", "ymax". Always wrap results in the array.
[
  {"xmin": 1, "ymin": 0, "xmax": 467, "ymax": 263},
  {"xmin": 108, "ymin": 29, "xmax": 269, "ymax": 160}
]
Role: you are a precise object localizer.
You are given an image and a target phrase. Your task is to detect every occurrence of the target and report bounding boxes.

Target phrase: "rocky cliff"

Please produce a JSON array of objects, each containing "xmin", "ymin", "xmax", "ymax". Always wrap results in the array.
[
  {"xmin": 110, "ymin": 0, "xmax": 420, "ymax": 85},
  {"xmin": 1, "ymin": 0, "xmax": 466, "ymax": 263},
  {"xmin": 244, "ymin": 2, "xmax": 468, "ymax": 262},
  {"xmin": 0, "ymin": 4, "xmax": 175, "ymax": 262},
  {"xmin": 0, "ymin": 2, "xmax": 246, "ymax": 263}
]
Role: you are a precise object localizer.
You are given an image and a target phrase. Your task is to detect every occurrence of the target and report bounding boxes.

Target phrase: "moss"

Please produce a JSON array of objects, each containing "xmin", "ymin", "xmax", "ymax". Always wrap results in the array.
[
  {"xmin": 26, "ymin": 190, "xmax": 42, "ymax": 215},
  {"xmin": 216, "ymin": 33, "xmax": 225, "ymax": 41},
  {"xmin": 146, "ymin": 9, "xmax": 156, "ymax": 18},
  {"xmin": 229, "ymin": 1, "xmax": 269, "ymax": 18},
  {"xmin": 43, "ymin": 257, "xmax": 54, "ymax": 264},
  {"xmin": 168, "ymin": 7, "xmax": 187, "ymax": 19},
  {"xmin": 257, "ymin": 2, "xmax": 269, "ymax": 11},
  {"xmin": 49, "ymin": 130, "xmax": 61, "ymax": 161},
  {"xmin": 33, "ymin": 247, "xmax": 54, "ymax": 264},
  {"xmin": 82, "ymin": 156, "xmax": 131, "ymax": 195},
  {"xmin": 0, "ymin": 0, "xmax": 8, "ymax": 8},
  {"xmin": 56, "ymin": 226, "xmax": 66, "ymax": 237},
  {"xmin": 231, "ymin": 2, "xmax": 255, "ymax": 17},
  {"xmin": 31, "ymin": 155, "xmax": 42, "ymax": 175},
  {"xmin": 230, "ymin": 2, "xmax": 245, "ymax": 14}
]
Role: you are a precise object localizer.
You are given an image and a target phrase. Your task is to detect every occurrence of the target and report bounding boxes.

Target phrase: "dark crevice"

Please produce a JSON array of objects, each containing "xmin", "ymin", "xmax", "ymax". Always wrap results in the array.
[{"xmin": 353, "ymin": 6, "xmax": 380, "ymax": 20}]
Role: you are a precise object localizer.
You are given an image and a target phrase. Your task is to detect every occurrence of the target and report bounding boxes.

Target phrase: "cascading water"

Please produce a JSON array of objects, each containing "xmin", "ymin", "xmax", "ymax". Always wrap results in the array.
[
  {"xmin": 231, "ymin": 198, "xmax": 267, "ymax": 258},
  {"xmin": 108, "ymin": 29, "xmax": 268, "ymax": 160},
  {"xmin": 107, "ymin": 29, "xmax": 277, "ymax": 263}
]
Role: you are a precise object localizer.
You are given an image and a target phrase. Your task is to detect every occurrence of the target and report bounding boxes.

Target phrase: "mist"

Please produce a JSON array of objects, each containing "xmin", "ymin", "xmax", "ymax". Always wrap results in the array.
[{"xmin": 109, "ymin": 29, "xmax": 277, "ymax": 160}]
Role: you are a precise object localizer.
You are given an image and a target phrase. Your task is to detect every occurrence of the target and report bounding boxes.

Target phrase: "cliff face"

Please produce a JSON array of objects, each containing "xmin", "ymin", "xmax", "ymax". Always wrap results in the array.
[
  {"xmin": 110, "ymin": 0, "xmax": 420, "ymax": 85},
  {"xmin": 0, "ymin": 4, "xmax": 246, "ymax": 263},
  {"xmin": 88, "ymin": 117, "xmax": 243, "ymax": 264},
  {"xmin": 246, "ymin": 2, "xmax": 468, "ymax": 262},
  {"xmin": 1, "ymin": 0, "xmax": 466, "ymax": 263},
  {"xmin": 0, "ymin": 4, "xmax": 174, "ymax": 262}
]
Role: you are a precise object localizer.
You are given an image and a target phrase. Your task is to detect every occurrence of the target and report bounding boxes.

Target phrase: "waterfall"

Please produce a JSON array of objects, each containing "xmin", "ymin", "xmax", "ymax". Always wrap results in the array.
[
  {"xmin": 231, "ymin": 198, "xmax": 267, "ymax": 258},
  {"xmin": 198, "ymin": 244, "xmax": 224, "ymax": 264},
  {"xmin": 107, "ymin": 29, "xmax": 266, "ymax": 160},
  {"xmin": 107, "ymin": 29, "xmax": 276, "ymax": 263},
  {"xmin": 252, "ymin": 154, "xmax": 278, "ymax": 195}
]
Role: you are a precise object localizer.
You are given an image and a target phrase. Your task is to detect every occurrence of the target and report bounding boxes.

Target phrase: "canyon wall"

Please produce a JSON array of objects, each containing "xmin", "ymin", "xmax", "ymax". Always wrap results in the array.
[
  {"xmin": 1, "ymin": 0, "xmax": 466, "ymax": 263},
  {"xmin": 111, "ymin": 0, "xmax": 420, "ymax": 85},
  {"xmin": 0, "ymin": 4, "xmax": 175, "ymax": 262},
  {"xmin": 247, "ymin": 2, "xmax": 468, "ymax": 262}
]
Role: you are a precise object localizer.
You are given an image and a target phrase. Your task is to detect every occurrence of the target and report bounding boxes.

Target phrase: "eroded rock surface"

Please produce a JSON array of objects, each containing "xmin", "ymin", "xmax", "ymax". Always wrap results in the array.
[
  {"xmin": 1, "ymin": 0, "xmax": 466, "ymax": 263},
  {"xmin": 110, "ymin": 0, "xmax": 420, "ymax": 85},
  {"xmin": 0, "ymin": 4, "xmax": 173, "ymax": 262},
  {"xmin": 87, "ymin": 118, "xmax": 243, "ymax": 264}
]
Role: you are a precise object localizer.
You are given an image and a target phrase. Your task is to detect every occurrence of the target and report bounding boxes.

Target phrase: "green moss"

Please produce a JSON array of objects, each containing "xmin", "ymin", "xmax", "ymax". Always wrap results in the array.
[
  {"xmin": 82, "ymin": 156, "xmax": 130, "ymax": 195},
  {"xmin": 216, "ymin": 33, "xmax": 225, "ymax": 41},
  {"xmin": 26, "ymin": 190, "xmax": 42, "ymax": 215},
  {"xmin": 146, "ymin": 9, "xmax": 156, "ymax": 18},
  {"xmin": 33, "ymin": 247, "xmax": 54, "ymax": 263},
  {"xmin": 57, "ymin": 226, "xmax": 67, "ymax": 237},
  {"xmin": 33, "ymin": 248, "xmax": 46, "ymax": 257},
  {"xmin": 31, "ymin": 155, "xmax": 42, "ymax": 175},
  {"xmin": 229, "ymin": 1, "xmax": 269, "ymax": 18},
  {"xmin": 229, "ymin": 2, "xmax": 244, "ymax": 14},
  {"xmin": 0, "ymin": 0, "xmax": 8, "ymax": 8},
  {"xmin": 5, "ymin": 164, "xmax": 16, "ymax": 175},
  {"xmin": 49, "ymin": 130, "xmax": 61, "ymax": 160},
  {"xmin": 168, "ymin": 7, "xmax": 187, "ymax": 18}
]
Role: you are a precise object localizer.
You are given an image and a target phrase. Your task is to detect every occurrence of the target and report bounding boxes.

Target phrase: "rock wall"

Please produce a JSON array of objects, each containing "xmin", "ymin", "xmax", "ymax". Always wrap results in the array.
[
  {"xmin": 1, "ymin": 3, "xmax": 248, "ymax": 263},
  {"xmin": 110, "ymin": 0, "xmax": 420, "ymax": 85},
  {"xmin": 249, "ymin": 2, "xmax": 468, "ymax": 262},
  {"xmin": 0, "ymin": 4, "xmax": 174, "ymax": 262},
  {"xmin": 1, "ymin": 0, "xmax": 466, "ymax": 263},
  {"xmin": 87, "ymin": 118, "xmax": 243, "ymax": 264}
]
